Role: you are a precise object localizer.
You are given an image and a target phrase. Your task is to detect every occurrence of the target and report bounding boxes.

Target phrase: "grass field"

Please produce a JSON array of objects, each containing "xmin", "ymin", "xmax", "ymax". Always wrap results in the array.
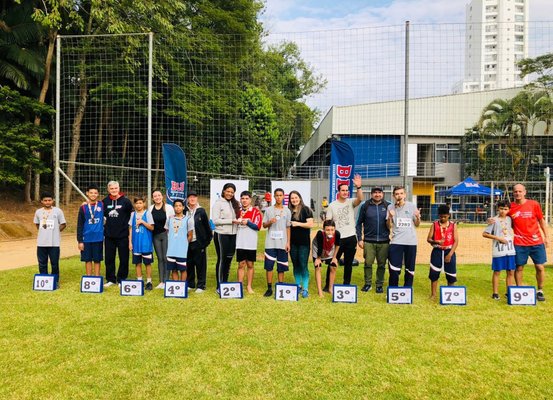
[{"xmin": 2, "ymin": 242, "xmax": 553, "ymax": 399}]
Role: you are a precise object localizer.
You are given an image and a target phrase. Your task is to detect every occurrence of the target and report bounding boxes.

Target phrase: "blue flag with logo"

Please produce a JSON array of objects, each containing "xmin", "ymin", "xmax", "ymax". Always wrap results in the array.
[
  {"xmin": 162, "ymin": 143, "xmax": 187, "ymax": 205},
  {"xmin": 329, "ymin": 140, "xmax": 355, "ymax": 201}
]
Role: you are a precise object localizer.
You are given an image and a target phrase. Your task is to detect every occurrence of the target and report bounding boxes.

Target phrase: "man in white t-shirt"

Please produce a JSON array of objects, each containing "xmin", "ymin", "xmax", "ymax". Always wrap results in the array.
[{"xmin": 325, "ymin": 174, "xmax": 364, "ymax": 288}]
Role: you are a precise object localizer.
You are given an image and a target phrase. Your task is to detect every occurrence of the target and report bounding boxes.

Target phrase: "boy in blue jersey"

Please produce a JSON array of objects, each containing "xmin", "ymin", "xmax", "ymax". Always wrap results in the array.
[
  {"xmin": 129, "ymin": 196, "xmax": 155, "ymax": 290},
  {"xmin": 77, "ymin": 185, "xmax": 104, "ymax": 276},
  {"xmin": 165, "ymin": 199, "xmax": 193, "ymax": 281}
]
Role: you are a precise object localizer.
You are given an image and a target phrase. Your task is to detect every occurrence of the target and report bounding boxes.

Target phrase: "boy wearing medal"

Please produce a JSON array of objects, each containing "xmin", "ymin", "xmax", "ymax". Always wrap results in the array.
[
  {"xmin": 77, "ymin": 185, "xmax": 104, "ymax": 276},
  {"xmin": 128, "ymin": 196, "xmax": 155, "ymax": 290},
  {"xmin": 262, "ymin": 188, "xmax": 292, "ymax": 297},
  {"xmin": 236, "ymin": 191, "xmax": 263, "ymax": 294},
  {"xmin": 483, "ymin": 200, "xmax": 516, "ymax": 300},
  {"xmin": 34, "ymin": 193, "xmax": 67, "ymax": 282},
  {"xmin": 165, "ymin": 199, "xmax": 193, "ymax": 281},
  {"xmin": 427, "ymin": 204, "xmax": 459, "ymax": 300}
]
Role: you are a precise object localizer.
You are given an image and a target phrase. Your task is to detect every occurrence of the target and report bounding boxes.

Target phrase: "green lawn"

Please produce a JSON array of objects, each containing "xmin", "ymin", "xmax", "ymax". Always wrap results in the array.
[{"xmin": 2, "ymin": 249, "xmax": 552, "ymax": 399}]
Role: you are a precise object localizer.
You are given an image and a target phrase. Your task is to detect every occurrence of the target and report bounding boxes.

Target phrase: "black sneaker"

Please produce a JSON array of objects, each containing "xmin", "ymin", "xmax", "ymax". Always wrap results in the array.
[
  {"xmin": 376, "ymin": 286, "xmax": 384, "ymax": 294},
  {"xmin": 322, "ymin": 286, "xmax": 330, "ymax": 293},
  {"xmin": 145, "ymin": 282, "xmax": 153, "ymax": 291},
  {"xmin": 492, "ymin": 293, "xmax": 500, "ymax": 300},
  {"xmin": 361, "ymin": 284, "xmax": 372, "ymax": 292},
  {"xmin": 537, "ymin": 291, "xmax": 546, "ymax": 302},
  {"xmin": 263, "ymin": 288, "xmax": 273, "ymax": 297}
]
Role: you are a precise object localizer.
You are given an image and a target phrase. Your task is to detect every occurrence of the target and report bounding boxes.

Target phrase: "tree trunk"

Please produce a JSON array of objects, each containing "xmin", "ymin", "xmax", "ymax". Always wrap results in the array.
[
  {"xmin": 27, "ymin": 30, "xmax": 57, "ymax": 202},
  {"xmin": 24, "ymin": 169, "xmax": 32, "ymax": 203}
]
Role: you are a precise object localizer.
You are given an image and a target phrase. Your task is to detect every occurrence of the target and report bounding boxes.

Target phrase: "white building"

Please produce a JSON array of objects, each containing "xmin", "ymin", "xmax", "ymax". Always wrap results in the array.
[{"xmin": 453, "ymin": 0, "xmax": 529, "ymax": 93}]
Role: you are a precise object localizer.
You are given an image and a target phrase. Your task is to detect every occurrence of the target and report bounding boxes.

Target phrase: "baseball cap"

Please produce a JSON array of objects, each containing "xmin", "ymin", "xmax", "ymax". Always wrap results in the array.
[
  {"xmin": 371, "ymin": 187, "xmax": 383, "ymax": 193},
  {"xmin": 187, "ymin": 190, "xmax": 198, "ymax": 197}
]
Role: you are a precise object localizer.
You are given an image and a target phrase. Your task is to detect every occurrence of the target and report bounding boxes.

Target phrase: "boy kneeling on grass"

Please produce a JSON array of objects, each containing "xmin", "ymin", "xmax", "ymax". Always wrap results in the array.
[
  {"xmin": 482, "ymin": 200, "xmax": 516, "ymax": 300},
  {"xmin": 165, "ymin": 199, "xmax": 193, "ymax": 282},
  {"xmin": 427, "ymin": 204, "xmax": 459, "ymax": 300},
  {"xmin": 129, "ymin": 196, "xmax": 155, "ymax": 290},
  {"xmin": 312, "ymin": 220, "xmax": 341, "ymax": 297}
]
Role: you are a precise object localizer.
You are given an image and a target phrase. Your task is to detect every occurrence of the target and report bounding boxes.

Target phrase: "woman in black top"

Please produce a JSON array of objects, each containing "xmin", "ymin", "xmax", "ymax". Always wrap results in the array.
[
  {"xmin": 289, "ymin": 190, "xmax": 314, "ymax": 298},
  {"xmin": 149, "ymin": 190, "xmax": 174, "ymax": 289}
]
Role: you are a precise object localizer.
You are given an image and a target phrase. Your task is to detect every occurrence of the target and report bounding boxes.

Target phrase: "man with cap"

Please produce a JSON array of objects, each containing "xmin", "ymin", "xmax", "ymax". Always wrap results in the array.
[
  {"xmin": 356, "ymin": 186, "xmax": 391, "ymax": 293},
  {"xmin": 186, "ymin": 190, "xmax": 213, "ymax": 292}
]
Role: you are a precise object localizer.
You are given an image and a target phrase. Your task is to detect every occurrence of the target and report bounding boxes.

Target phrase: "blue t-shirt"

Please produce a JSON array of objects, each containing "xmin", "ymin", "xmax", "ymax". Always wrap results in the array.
[
  {"xmin": 165, "ymin": 215, "xmax": 192, "ymax": 258},
  {"xmin": 81, "ymin": 202, "xmax": 104, "ymax": 243},
  {"xmin": 129, "ymin": 210, "xmax": 154, "ymax": 253}
]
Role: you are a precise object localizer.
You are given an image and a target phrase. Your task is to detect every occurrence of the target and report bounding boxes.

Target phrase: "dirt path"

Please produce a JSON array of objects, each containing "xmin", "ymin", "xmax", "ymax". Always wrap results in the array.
[
  {"xmin": 0, "ymin": 234, "xmax": 80, "ymax": 271},
  {"xmin": 2, "ymin": 226, "xmax": 551, "ymax": 272}
]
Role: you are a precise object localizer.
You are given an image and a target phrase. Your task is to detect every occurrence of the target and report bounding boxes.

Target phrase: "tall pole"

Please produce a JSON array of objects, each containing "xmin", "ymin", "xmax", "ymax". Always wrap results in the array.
[
  {"xmin": 55, "ymin": 35, "xmax": 61, "ymax": 206},
  {"xmin": 545, "ymin": 167, "xmax": 551, "ymax": 225},
  {"xmin": 147, "ymin": 32, "xmax": 153, "ymax": 206},
  {"xmin": 403, "ymin": 21, "xmax": 410, "ymax": 195}
]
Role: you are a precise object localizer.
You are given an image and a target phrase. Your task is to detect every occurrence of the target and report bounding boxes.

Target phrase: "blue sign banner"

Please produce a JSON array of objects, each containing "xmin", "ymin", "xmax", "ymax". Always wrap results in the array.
[
  {"xmin": 329, "ymin": 140, "xmax": 355, "ymax": 201},
  {"xmin": 162, "ymin": 143, "xmax": 187, "ymax": 205}
]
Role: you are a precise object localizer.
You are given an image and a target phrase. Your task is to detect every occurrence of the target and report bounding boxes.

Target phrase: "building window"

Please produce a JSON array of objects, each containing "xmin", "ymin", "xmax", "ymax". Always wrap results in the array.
[
  {"xmin": 515, "ymin": 25, "xmax": 524, "ymax": 32},
  {"xmin": 515, "ymin": 14, "xmax": 524, "ymax": 21},
  {"xmin": 436, "ymin": 144, "xmax": 460, "ymax": 164}
]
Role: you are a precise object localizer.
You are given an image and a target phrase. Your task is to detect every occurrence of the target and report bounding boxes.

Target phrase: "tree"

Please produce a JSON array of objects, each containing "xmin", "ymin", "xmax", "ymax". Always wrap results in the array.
[
  {"xmin": 518, "ymin": 52, "xmax": 553, "ymax": 94},
  {"xmin": 0, "ymin": 85, "xmax": 53, "ymax": 185},
  {"xmin": 464, "ymin": 89, "xmax": 553, "ymax": 181}
]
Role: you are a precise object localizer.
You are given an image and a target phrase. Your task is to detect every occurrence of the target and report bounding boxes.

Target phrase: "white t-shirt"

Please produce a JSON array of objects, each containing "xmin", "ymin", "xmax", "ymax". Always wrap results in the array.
[
  {"xmin": 326, "ymin": 198, "xmax": 357, "ymax": 239},
  {"xmin": 484, "ymin": 216, "xmax": 516, "ymax": 258},
  {"xmin": 34, "ymin": 207, "xmax": 66, "ymax": 247}
]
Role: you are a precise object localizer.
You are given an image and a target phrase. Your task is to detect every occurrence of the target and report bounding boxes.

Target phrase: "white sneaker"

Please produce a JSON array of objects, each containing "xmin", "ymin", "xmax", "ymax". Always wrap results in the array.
[
  {"xmin": 195, "ymin": 288, "xmax": 205, "ymax": 293},
  {"xmin": 104, "ymin": 281, "xmax": 115, "ymax": 288},
  {"xmin": 156, "ymin": 283, "xmax": 165, "ymax": 290}
]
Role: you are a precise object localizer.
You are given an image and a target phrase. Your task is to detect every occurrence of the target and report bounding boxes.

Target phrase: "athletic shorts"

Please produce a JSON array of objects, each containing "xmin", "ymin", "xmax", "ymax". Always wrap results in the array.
[
  {"xmin": 428, "ymin": 248, "xmax": 457, "ymax": 283},
  {"xmin": 81, "ymin": 241, "xmax": 103, "ymax": 262},
  {"xmin": 132, "ymin": 252, "xmax": 153, "ymax": 266},
  {"xmin": 167, "ymin": 256, "xmax": 187, "ymax": 271},
  {"xmin": 264, "ymin": 248, "xmax": 289, "ymax": 272},
  {"xmin": 491, "ymin": 255, "xmax": 516, "ymax": 271},
  {"xmin": 515, "ymin": 244, "xmax": 547, "ymax": 267},
  {"xmin": 236, "ymin": 248, "xmax": 256, "ymax": 262}
]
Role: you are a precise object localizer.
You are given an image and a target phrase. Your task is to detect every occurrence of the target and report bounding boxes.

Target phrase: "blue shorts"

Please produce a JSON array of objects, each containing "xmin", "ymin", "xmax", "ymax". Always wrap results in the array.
[
  {"xmin": 132, "ymin": 252, "xmax": 153, "ymax": 266},
  {"xmin": 515, "ymin": 244, "xmax": 547, "ymax": 267},
  {"xmin": 81, "ymin": 241, "xmax": 103, "ymax": 262},
  {"xmin": 264, "ymin": 248, "xmax": 289, "ymax": 272},
  {"xmin": 491, "ymin": 255, "xmax": 516, "ymax": 271},
  {"xmin": 167, "ymin": 256, "xmax": 187, "ymax": 271},
  {"xmin": 428, "ymin": 248, "xmax": 457, "ymax": 283}
]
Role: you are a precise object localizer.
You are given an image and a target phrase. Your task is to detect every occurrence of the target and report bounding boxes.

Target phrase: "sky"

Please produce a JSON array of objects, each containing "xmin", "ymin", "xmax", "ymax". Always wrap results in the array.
[{"xmin": 258, "ymin": 0, "xmax": 553, "ymax": 115}]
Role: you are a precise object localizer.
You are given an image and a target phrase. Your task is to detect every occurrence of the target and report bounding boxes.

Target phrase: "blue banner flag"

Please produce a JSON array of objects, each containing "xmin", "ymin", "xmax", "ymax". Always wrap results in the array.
[
  {"xmin": 329, "ymin": 140, "xmax": 355, "ymax": 201},
  {"xmin": 162, "ymin": 143, "xmax": 187, "ymax": 205}
]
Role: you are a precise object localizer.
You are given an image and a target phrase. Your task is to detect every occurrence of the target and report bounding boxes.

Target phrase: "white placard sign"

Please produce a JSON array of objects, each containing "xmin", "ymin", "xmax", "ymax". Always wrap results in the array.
[
  {"xmin": 219, "ymin": 282, "xmax": 243, "ymax": 299},
  {"xmin": 164, "ymin": 280, "xmax": 188, "ymax": 298},
  {"xmin": 440, "ymin": 286, "xmax": 466, "ymax": 305},
  {"xmin": 508, "ymin": 286, "xmax": 536, "ymax": 306},
  {"xmin": 270, "ymin": 180, "xmax": 311, "ymax": 207},
  {"xmin": 209, "ymin": 179, "xmax": 249, "ymax": 216},
  {"xmin": 387, "ymin": 287, "xmax": 413, "ymax": 304},
  {"xmin": 33, "ymin": 274, "xmax": 56, "ymax": 291},
  {"xmin": 120, "ymin": 280, "xmax": 144, "ymax": 296},
  {"xmin": 275, "ymin": 283, "xmax": 299, "ymax": 302},
  {"xmin": 81, "ymin": 276, "xmax": 103, "ymax": 293},
  {"xmin": 333, "ymin": 284, "xmax": 358, "ymax": 303}
]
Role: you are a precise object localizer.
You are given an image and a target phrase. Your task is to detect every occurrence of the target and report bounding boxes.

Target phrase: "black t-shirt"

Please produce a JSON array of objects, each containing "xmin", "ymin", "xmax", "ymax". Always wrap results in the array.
[
  {"xmin": 102, "ymin": 195, "xmax": 133, "ymax": 238},
  {"xmin": 290, "ymin": 207, "xmax": 313, "ymax": 246},
  {"xmin": 151, "ymin": 205, "xmax": 167, "ymax": 235}
]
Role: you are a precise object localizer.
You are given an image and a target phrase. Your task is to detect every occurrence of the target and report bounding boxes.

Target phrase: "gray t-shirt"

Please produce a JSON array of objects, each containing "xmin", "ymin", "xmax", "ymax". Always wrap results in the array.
[
  {"xmin": 34, "ymin": 207, "xmax": 66, "ymax": 247},
  {"xmin": 263, "ymin": 206, "xmax": 291, "ymax": 249},
  {"xmin": 388, "ymin": 201, "xmax": 418, "ymax": 246},
  {"xmin": 326, "ymin": 198, "xmax": 357, "ymax": 239},
  {"xmin": 484, "ymin": 216, "xmax": 516, "ymax": 258}
]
